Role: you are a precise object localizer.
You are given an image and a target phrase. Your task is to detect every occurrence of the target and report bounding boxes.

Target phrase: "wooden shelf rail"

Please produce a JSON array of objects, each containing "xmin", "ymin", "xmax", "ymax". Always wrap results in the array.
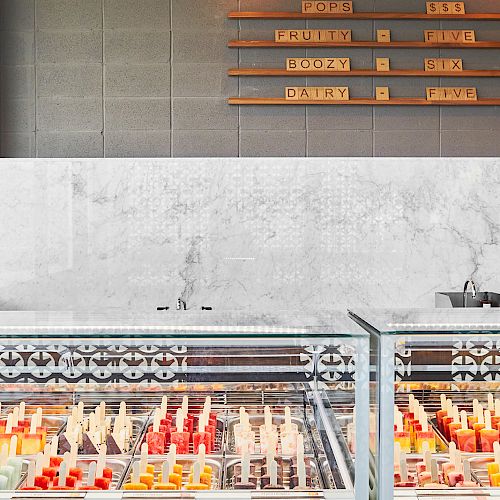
[
  {"xmin": 229, "ymin": 40, "xmax": 500, "ymax": 49},
  {"xmin": 228, "ymin": 11, "xmax": 500, "ymax": 20},
  {"xmin": 228, "ymin": 69, "xmax": 500, "ymax": 77},
  {"xmin": 228, "ymin": 97, "xmax": 500, "ymax": 105}
]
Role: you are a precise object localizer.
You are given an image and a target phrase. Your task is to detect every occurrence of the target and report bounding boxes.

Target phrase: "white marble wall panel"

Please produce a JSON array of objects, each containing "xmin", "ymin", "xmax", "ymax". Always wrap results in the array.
[{"xmin": 0, "ymin": 158, "xmax": 499, "ymax": 311}]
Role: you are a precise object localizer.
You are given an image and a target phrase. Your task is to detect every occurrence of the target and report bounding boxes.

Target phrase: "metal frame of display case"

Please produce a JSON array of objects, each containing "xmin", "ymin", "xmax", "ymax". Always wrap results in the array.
[
  {"xmin": 350, "ymin": 308, "xmax": 500, "ymax": 500},
  {"xmin": 0, "ymin": 311, "xmax": 370, "ymax": 500}
]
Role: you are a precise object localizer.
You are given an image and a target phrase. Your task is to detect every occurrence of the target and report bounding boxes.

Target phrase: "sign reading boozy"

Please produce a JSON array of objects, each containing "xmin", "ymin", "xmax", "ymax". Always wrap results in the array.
[
  {"xmin": 286, "ymin": 87, "xmax": 350, "ymax": 100},
  {"xmin": 302, "ymin": 1, "xmax": 353, "ymax": 13},
  {"xmin": 275, "ymin": 29, "xmax": 352, "ymax": 42},
  {"xmin": 287, "ymin": 58, "xmax": 351, "ymax": 71}
]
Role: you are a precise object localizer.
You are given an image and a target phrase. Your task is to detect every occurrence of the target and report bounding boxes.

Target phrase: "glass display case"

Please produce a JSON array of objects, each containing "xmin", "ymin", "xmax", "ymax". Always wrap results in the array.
[
  {"xmin": 350, "ymin": 308, "xmax": 500, "ymax": 500},
  {"xmin": 0, "ymin": 311, "xmax": 369, "ymax": 499}
]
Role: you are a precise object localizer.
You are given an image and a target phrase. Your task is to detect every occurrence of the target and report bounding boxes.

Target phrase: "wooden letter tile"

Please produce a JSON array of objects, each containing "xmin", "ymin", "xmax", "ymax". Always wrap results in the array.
[
  {"xmin": 462, "ymin": 30, "xmax": 476, "ymax": 43},
  {"xmin": 424, "ymin": 58, "xmax": 437, "ymax": 71},
  {"xmin": 426, "ymin": 87, "xmax": 439, "ymax": 100},
  {"xmin": 426, "ymin": 2, "xmax": 440, "ymax": 14},
  {"xmin": 377, "ymin": 29, "xmax": 391, "ymax": 43},
  {"xmin": 376, "ymin": 87, "xmax": 390, "ymax": 100}
]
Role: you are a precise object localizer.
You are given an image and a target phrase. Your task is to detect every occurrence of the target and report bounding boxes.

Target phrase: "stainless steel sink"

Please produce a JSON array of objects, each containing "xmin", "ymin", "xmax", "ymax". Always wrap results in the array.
[{"xmin": 435, "ymin": 292, "xmax": 500, "ymax": 308}]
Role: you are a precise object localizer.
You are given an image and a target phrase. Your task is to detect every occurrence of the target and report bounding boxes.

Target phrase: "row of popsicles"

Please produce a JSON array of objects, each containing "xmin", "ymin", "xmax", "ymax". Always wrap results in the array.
[
  {"xmin": 124, "ymin": 442, "xmax": 211, "ymax": 490},
  {"xmin": 233, "ymin": 435, "xmax": 311, "ymax": 491},
  {"xmin": 394, "ymin": 442, "xmax": 479, "ymax": 489},
  {"xmin": 145, "ymin": 396, "xmax": 217, "ymax": 455},
  {"xmin": 436, "ymin": 394, "xmax": 500, "ymax": 452},
  {"xmin": 394, "ymin": 395, "xmax": 437, "ymax": 453},
  {"xmin": 0, "ymin": 403, "xmax": 47, "ymax": 456},
  {"xmin": 235, "ymin": 406, "xmax": 301, "ymax": 455}
]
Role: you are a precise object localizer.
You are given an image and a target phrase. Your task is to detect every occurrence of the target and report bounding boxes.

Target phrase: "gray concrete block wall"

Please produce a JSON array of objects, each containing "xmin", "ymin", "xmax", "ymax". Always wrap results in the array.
[{"xmin": 1, "ymin": 0, "xmax": 500, "ymax": 157}]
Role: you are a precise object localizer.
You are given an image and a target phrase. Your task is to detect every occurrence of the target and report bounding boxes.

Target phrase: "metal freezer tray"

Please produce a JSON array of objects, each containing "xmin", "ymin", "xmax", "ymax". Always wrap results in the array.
[
  {"xmin": 226, "ymin": 412, "xmax": 313, "ymax": 455},
  {"xmin": 60, "ymin": 416, "xmax": 147, "ymax": 455},
  {"xmin": 467, "ymin": 455, "xmax": 500, "ymax": 487},
  {"xmin": 224, "ymin": 455, "xmax": 325, "ymax": 491},
  {"xmin": 122, "ymin": 456, "xmax": 223, "ymax": 490},
  {"xmin": 17, "ymin": 456, "xmax": 129, "ymax": 491},
  {"xmin": 136, "ymin": 414, "xmax": 225, "ymax": 455}
]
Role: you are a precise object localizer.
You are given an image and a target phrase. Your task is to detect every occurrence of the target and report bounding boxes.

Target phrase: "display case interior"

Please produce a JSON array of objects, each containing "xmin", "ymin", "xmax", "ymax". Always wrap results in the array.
[
  {"xmin": 0, "ymin": 311, "xmax": 369, "ymax": 499},
  {"xmin": 351, "ymin": 308, "xmax": 500, "ymax": 500}
]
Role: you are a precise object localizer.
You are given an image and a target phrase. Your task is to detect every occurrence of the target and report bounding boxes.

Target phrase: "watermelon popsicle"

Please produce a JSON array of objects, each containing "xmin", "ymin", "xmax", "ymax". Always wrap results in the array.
[
  {"xmin": 448, "ymin": 405, "xmax": 462, "ymax": 444},
  {"xmin": 436, "ymin": 394, "xmax": 449, "ymax": 430},
  {"xmin": 394, "ymin": 410, "xmax": 411, "ymax": 453},
  {"xmin": 171, "ymin": 408, "xmax": 190, "ymax": 454},
  {"xmin": 146, "ymin": 409, "xmax": 166, "ymax": 454},
  {"xmin": 193, "ymin": 412, "xmax": 211, "ymax": 454},
  {"xmin": 480, "ymin": 409, "xmax": 499, "ymax": 452}
]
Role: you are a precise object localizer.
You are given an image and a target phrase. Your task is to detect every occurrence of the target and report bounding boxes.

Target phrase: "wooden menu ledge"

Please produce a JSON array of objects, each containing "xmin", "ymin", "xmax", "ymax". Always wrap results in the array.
[
  {"xmin": 228, "ymin": 97, "xmax": 500, "ymax": 105},
  {"xmin": 229, "ymin": 40, "xmax": 500, "ymax": 48},
  {"xmin": 228, "ymin": 11, "xmax": 500, "ymax": 20},
  {"xmin": 228, "ymin": 69, "xmax": 500, "ymax": 77}
]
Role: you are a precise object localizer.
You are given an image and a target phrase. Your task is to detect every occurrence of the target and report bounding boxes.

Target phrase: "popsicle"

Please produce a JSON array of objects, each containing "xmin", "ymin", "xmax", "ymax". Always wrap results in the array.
[
  {"xmin": 442, "ymin": 399, "xmax": 455, "ymax": 440},
  {"xmin": 394, "ymin": 410, "xmax": 411, "ymax": 453},
  {"xmin": 0, "ymin": 443, "xmax": 15, "ymax": 490},
  {"xmin": 171, "ymin": 408, "xmax": 190, "ymax": 454},
  {"xmin": 79, "ymin": 462, "xmax": 101, "ymax": 491},
  {"xmin": 493, "ymin": 399, "xmax": 500, "ymax": 428},
  {"xmin": 235, "ymin": 451, "xmax": 257, "ymax": 489},
  {"xmin": 290, "ymin": 439, "xmax": 312, "ymax": 490},
  {"xmin": 416, "ymin": 407, "xmax": 436, "ymax": 453},
  {"xmin": 417, "ymin": 450, "xmax": 433, "ymax": 486},
  {"xmin": 446, "ymin": 448, "xmax": 464, "ymax": 487},
  {"xmin": 35, "ymin": 407, "xmax": 47, "ymax": 449},
  {"xmin": 6, "ymin": 438, "xmax": 23, "ymax": 486},
  {"xmin": 123, "ymin": 461, "xmax": 148, "ymax": 490},
  {"xmin": 20, "ymin": 461, "xmax": 42, "ymax": 491},
  {"xmin": 490, "ymin": 441, "xmax": 500, "ymax": 486},
  {"xmin": 186, "ymin": 461, "xmax": 209, "ymax": 490},
  {"xmin": 188, "ymin": 445, "xmax": 212, "ymax": 487},
  {"xmin": 472, "ymin": 404, "xmax": 486, "ymax": 450},
  {"xmin": 94, "ymin": 443, "xmax": 111, "ymax": 490},
  {"xmin": 0, "ymin": 415, "xmax": 14, "ymax": 455},
  {"xmin": 235, "ymin": 408, "xmax": 255, "ymax": 454},
  {"xmin": 154, "ymin": 461, "xmax": 178, "ymax": 490},
  {"xmin": 457, "ymin": 459, "xmax": 479, "ymax": 488},
  {"xmin": 262, "ymin": 458, "xmax": 284, "ymax": 490},
  {"xmin": 190, "ymin": 442, "xmax": 212, "ymax": 474},
  {"xmin": 456, "ymin": 410, "xmax": 476, "ymax": 452},
  {"xmin": 480, "ymin": 409, "xmax": 499, "ymax": 452},
  {"xmin": 52, "ymin": 460, "xmax": 78, "ymax": 489},
  {"xmin": 146, "ymin": 410, "xmax": 166, "ymax": 455},
  {"xmin": 160, "ymin": 445, "xmax": 182, "ymax": 489},
  {"xmin": 442, "ymin": 442, "xmax": 456, "ymax": 484},
  {"xmin": 436, "ymin": 394, "xmax": 449, "ymax": 429},
  {"xmin": 448, "ymin": 405, "xmax": 462, "ymax": 444},
  {"xmin": 468, "ymin": 399, "xmax": 480, "ymax": 427},
  {"xmin": 395, "ymin": 451, "xmax": 416, "ymax": 487},
  {"xmin": 193, "ymin": 413, "xmax": 211, "ymax": 454}
]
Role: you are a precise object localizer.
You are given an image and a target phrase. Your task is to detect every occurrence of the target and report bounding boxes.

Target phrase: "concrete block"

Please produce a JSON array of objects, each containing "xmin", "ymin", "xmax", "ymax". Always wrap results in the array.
[
  {"xmin": 441, "ymin": 130, "xmax": 500, "ymax": 156},
  {"xmin": 104, "ymin": 31, "xmax": 170, "ymax": 63},
  {"xmin": 441, "ymin": 106, "xmax": 500, "ymax": 130},
  {"xmin": 374, "ymin": 130, "xmax": 440, "ymax": 156},
  {"xmin": 240, "ymin": 130, "xmax": 306, "ymax": 157},
  {"xmin": 373, "ymin": 48, "xmax": 439, "ymax": 69},
  {"xmin": 239, "ymin": 47, "xmax": 306, "ymax": 65},
  {"xmin": 105, "ymin": 98, "xmax": 170, "ymax": 130},
  {"xmin": 105, "ymin": 64, "xmax": 170, "ymax": 97},
  {"xmin": 240, "ymin": 105, "xmax": 306, "ymax": 130},
  {"xmin": 104, "ymin": 0, "xmax": 170, "ymax": 30},
  {"xmin": 0, "ymin": 132, "xmax": 35, "ymax": 157},
  {"xmin": 36, "ymin": 0, "xmax": 102, "ymax": 29},
  {"xmin": 105, "ymin": 130, "xmax": 171, "ymax": 157},
  {"xmin": 1, "ymin": 98, "xmax": 35, "ymax": 132},
  {"xmin": 0, "ymin": 0, "xmax": 34, "ymax": 30},
  {"xmin": 373, "ymin": 19, "xmax": 440, "ymax": 41},
  {"xmin": 307, "ymin": 130, "xmax": 373, "ymax": 156},
  {"xmin": 439, "ymin": 76, "xmax": 500, "ymax": 98},
  {"xmin": 36, "ymin": 131, "xmax": 103, "ymax": 157},
  {"xmin": 37, "ymin": 64, "xmax": 102, "ymax": 97},
  {"xmin": 240, "ymin": 0, "xmax": 301, "ymax": 10},
  {"xmin": 307, "ymin": 106, "xmax": 373, "ymax": 130},
  {"xmin": 239, "ymin": 76, "xmax": 306, "ymax": 98},
  {"xmin": 172, "ymin": 30, "xmax": 237, "ymax": 63},
  {"xmin": 374, "ymin": 106, "xmax": 440, "ymax": 130},
  {"xmin": 172, "ymin": 0, "xmax": 237, "ymax": 31},
  {"xmin": 172, "ymin": 63, "xmax": 236, "ymax": 97},
  {"xmin": 172, "ymin": 129, "xmax": 238, "ymax": 157},
  {"xmin": 373, "ymin": 76, "xmax": 439, "ymax": 98},
  {"xmin": 36, "ymin": 30, "xmax": 102, "ymax": 63},
  {"xmin": 37, "ymin": 97, "xmax": 103, "ymax": 131},
  {"xmin": 1, "ymin": 65, "xmax": 35, "ymax": 98},
  {"xmin": 172, "ymin": 97, "xmax": 238, "ymax": 130},
  {"xmin": 0, "ymin": 31, "xmax": 35, "ymax": 64},
  {"xmin": 440, "ymin": 48, "xmax": 500, "ymax": 70}
]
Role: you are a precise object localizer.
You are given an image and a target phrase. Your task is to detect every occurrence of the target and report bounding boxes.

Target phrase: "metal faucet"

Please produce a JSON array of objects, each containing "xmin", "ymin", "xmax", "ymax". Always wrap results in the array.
[
  {"xmin": 463, "ymin": 279, "xmax": 477, "ymax": 307},
  {"xmin": 176, "ymin": 298, "xmax": 187, "ymax": 311}
]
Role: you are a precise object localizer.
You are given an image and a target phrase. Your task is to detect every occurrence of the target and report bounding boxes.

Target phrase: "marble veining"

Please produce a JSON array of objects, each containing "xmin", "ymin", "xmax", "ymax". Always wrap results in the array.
[{"xmin": 0, "ymin": 158, "xmax": 499, "ymax": 312}]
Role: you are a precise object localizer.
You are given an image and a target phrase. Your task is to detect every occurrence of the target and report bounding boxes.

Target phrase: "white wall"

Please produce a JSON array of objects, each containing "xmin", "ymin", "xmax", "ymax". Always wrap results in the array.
[{"xmin": 1, "ymin": 158, "xmax": 499, "ymax": 311}]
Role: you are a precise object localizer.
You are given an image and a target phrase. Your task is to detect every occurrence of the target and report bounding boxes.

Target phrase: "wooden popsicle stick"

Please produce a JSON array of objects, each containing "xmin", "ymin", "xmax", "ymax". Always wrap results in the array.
[
  {"xmin": 140, "ymin": 443, "xmax": 148, "ymax": 474},
  {"xmin": 132, "ymin": 461, "xmax": 140, "ymax": 484},
  {"xmin": 460, "ymin": 410, "xmax": 468, "ymax": 430},
  {"xmin": 430, "ymin": 459, "xmax": 438, "ymax": 482},
  {"xmin": 394, "ymin": 441, "xmax": 401, "ymax": 466},
  {"xmin": 242, "ymin": 451, "xmax": 250, "ymax": 483},
  {"xmin": 87, "ymin": 461, "xmax": 97, "ymax": 487},
  {"xmin": 19, "ymin": 402, "xmax": 26, "ymax": 422},
  {"xmin": 12, "ymin": 407, "xmax": 19, "ymax": 428},
  {"xmin": 43, "ymin": 445, "xmax": 50, "ymax": 467},
  {"xmin": 193, "ymin": 461, "xmax": 201, "ymax": 484},
  {"xmin": 9, "ymin": 436, "xmax": 17, "ymax": 458},
  {"xmin": 77, "ymin": 402, "xmax": 84, "ymax": 423},
  {"xmin": 99, "ymin": 402, "xmax": 106, "ymax": 425},
  {"xmin": 454, "ymin": 449, "xmax": 462, "ymax": 470},
  {"xmin": 494, "ymin": 441, "xmax": 500, "ymax": 463},
  {"xmin": 408, "ymin": 394, "xmax": 415, "ymax": 413},
  {"xmin": 297, "ymin": 434, "xmax": 305, "ymax": 459},
  {"xmin": 70, "ymin": 442, "xmax": 78, "ymax": 469},
  {"xmin": 423, "ymin": 446, "xmax": 431, "ymax": 471},
  {"xmin": 176, "ymin": 408, "xmax": 184, "ymax": 434},
  {"xmin": 473, "ymin": 399, "xmax": 479, "ymax": 418},
  {"xmin": 419, "ymin": 407, "xmax": 428, "ymax": 432},
  {"xmin": 198, "ymin": 444, "xmax": 206, "ymax": 471},
  {"xmin": 478, "ymin": 404, "xmax": 485, "ymax": 425},
  {"xmin": 488, "ymin": 393, "xmax": 494, "ymax": 412},
  {"xmin": 0, "ymin": 444, "xmax": 8, "ymax": 466},
  {"xmin": 448, "ymin": 441, "xmax": 457, "ymax": 463},
  {"xmin": 453, "ymin": 405, "xmax": 460, "ymax": 423},
  {"xmin": 35, "ymin": 451, "xmax": 44, "ymax": 476},
  {"xmin": 167, "ymin": 444, "xmax": 176, "ymax": 471},
  {"xmin": 26, "ymin": 461, "xmax": 36, "ymax": 488},
  {"xmin": 97, "ymin": 443, "xmax": 107, "ymax": 477},
  {"xmin": 182, "ymin": 396, "xmax": 189, "ymax": 418},
  {"xmin": 162, "ymin": 461, "xmax": 170, "ymax": 483},
  {"xmin": 30, "ymin": 414, "xmax": 37, "ymax": 434},
  {"xmin": 36, "ymin": 407, "xmax": 43, "ymax": 428},
  {"xmin": 446, "ymin": 399, "xmax": 453, "ymax": 416},
  {"xmin": 396, "ymin": 411, "xmax": 403, "ymax": 432},
  {"xmin": 284, "ymin": 406, "xmax": 292, "ymax": 433},
  {"xmin": 199, "ymin": 414, "xmax": 205, "ymax": 433},
  {"xmin": 265, "ymin": 406, "xmax": 272, "ymax": 432},
  {"xmin": 51, "ymin": 436, "xmax": 59, "ymax": 457},
  {"xmin": 495, "ymin": 399, "xmax": 500, "ymax": 417},
  {"xmin": 440, "ymin": 394, "xmax": 447, "ymax": 411},
  {"xmin": 298, "ymin": 456, "xmax": 306, "ymax": 488},
  {"xmin": 400, "ymin": 451, "xmax": 408, "ymax": 482},
  {"xmin": 161, "ymin": 397, "xmax": 168, "ymax": 416},
  {"xmin": 269, "ymin": 459, "xmax": 278, "ymax": 485},
  {"xmin": 59, "ymin": 461, "xmax": 68, "ymax": 487},
  {"xmin": 6, "ymin": 414, "xmax": 13, "ymax": 434},
  {"xmin": 239, "ymin": 407, "xmax": 246, "ymax": 425},
  {"xmin": 205, "ymin": 396, "xmax": 211, "ymax": 415},
  {"xmin": 485, "ymin": 409, "xmax": 493, "ymax": 429},
  {"xmin": 153, "ymin": 409, "xmax": 161, "ymax": 433},
  {"xmin": 463, "ymin": 459, "xmax": 472, "ymax": 481}
]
